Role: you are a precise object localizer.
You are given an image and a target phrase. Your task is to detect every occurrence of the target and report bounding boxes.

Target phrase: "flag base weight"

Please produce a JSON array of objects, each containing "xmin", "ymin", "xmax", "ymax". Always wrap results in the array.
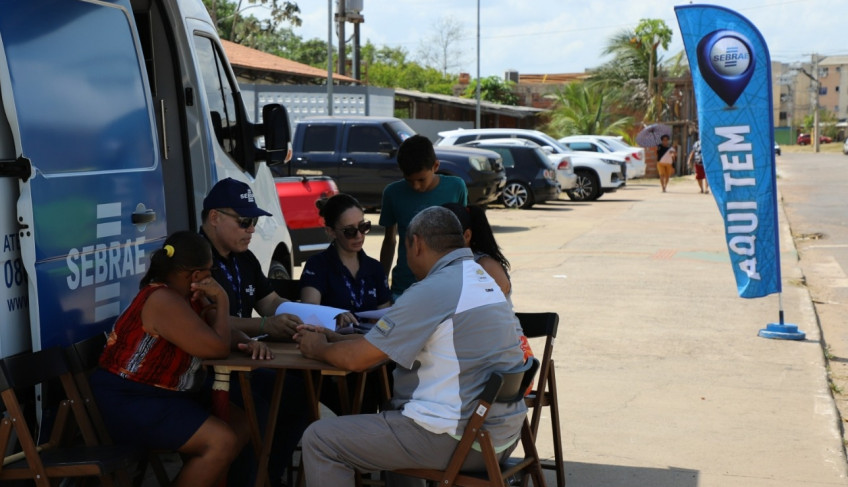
[{"xmin": 758, "ymin": 323, "xmax": 806, "ymax": 340}]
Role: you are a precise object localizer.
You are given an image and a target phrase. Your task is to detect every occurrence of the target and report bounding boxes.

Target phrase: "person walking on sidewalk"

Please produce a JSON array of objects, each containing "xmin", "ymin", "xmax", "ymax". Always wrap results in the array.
[
  {"xmin": 688, "ymin": 138, "xmax": 709, "ymax": 194},
  {"xmin": 657, "ymin": 145, "xmax": 676, "ymax": 193}
]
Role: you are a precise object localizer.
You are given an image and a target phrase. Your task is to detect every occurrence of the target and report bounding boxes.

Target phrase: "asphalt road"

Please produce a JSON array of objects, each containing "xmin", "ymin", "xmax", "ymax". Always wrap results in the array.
[{"xmin": 776, "ymin": 150, "xmax": 848, "ymax": 452}]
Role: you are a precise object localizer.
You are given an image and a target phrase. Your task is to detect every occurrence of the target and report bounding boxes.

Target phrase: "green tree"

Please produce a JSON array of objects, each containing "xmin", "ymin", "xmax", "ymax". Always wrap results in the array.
[
  {"xmin": 542, "ymin": 82, "xmax": 633, "ymax": 137},
  {"xmin": 593, "ymin": 18, "xmax": 673, "ymax": 122},
  {"xmin": 204, "ymin": 0, "xmax": 301, "ymax": 48},
  {"xmin": 802, "ymin": 109, "xmax": 838, "ymax": 138},
  {"xmin": 462, "ymin": 76, "xmax": 518, "ymax": 105}
]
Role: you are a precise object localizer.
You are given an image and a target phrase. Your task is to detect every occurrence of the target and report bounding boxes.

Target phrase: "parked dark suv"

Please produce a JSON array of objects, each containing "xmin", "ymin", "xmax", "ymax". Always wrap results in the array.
[
  {"xmin": 461, "ymin": 140, "xmax": 560, "ymax": 209},
  {"xmin": 283, "ymin": 117, "xmax": 506, "ymax": 208}
]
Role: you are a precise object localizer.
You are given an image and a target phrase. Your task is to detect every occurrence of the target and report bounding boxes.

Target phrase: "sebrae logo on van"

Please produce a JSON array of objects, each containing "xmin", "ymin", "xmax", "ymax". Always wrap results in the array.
[{"xmin": 65, "ymin": 202, "xmax": 147, "ymax": 322}]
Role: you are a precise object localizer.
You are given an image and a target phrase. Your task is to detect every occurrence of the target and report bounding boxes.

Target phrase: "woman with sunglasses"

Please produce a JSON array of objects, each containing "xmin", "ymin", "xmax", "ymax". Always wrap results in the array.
[{"xmin": 300, "ymin": 193, "xmax": 392, "ymax": 329}]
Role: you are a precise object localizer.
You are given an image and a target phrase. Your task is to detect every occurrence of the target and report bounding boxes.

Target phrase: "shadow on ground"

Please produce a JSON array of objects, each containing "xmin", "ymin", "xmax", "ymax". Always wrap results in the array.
[{"xmin": 560, "ymin": 461, "xmax": 698, "ymax": 487}]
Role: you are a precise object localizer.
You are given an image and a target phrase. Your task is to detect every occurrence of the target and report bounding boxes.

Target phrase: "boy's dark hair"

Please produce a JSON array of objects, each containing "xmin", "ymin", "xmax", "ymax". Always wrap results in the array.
[
  {"xmin": 141, "ymin": 231, "xmax": 212, "ymax": 288},
  {"xmin": 397, "ymin": 134, "xmax": 437, "ymax": 175}
]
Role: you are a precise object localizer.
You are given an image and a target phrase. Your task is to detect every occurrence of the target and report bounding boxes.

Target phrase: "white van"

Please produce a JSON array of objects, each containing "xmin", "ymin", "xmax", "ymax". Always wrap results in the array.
[{"xmin": 0, "ymin": 0, "xmax": 295, "ymax": 356}]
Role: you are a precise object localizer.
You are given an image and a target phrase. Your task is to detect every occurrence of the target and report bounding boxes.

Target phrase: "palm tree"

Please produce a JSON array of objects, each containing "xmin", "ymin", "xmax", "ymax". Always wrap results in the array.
[
  {"xmin": 592, "ymin": 19, "xmax": 672, "ymax": 122},
  {"xmin": 543, "ymin": 81, "xmax": 633, "ymax": 137}
]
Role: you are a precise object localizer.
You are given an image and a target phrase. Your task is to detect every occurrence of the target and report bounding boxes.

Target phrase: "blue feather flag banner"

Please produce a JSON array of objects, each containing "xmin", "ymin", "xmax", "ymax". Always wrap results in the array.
[{"xmin": 675, "ymin": 4, "xmax": 781, "ymax": 298}]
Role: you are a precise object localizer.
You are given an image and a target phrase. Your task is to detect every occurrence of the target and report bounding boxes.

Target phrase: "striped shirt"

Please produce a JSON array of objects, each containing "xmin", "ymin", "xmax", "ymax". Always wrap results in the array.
[{"xmin": 99, "ymin": 284, "xmax": 205, "ymax": 391}]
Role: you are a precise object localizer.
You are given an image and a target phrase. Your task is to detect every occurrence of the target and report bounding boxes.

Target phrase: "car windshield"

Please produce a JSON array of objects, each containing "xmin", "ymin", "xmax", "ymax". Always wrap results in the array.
[
  {"xmin": 387, "ymin": 120, "xmax": 417, "ymax": 142},
  {"xmin": 599, "ymin": 137, "xmax": 631, "ymax": 151},
  {"xmin": 535, "ymin": 133, "xmax": 574, "ymax": 153}
]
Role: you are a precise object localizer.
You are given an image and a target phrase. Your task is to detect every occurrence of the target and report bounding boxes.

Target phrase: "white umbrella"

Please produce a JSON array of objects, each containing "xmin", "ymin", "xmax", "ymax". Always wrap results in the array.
[{"xmin": 635, "ymin": 123, "xmax": 672, "ymax": 148}]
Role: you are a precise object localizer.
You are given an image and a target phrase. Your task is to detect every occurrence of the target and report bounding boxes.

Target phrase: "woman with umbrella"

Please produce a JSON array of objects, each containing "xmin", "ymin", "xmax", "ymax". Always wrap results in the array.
[
  {"xmin": 90, "ymin": 231, "xmax": 271, "ymax": 487},
  {"xmin": 636, "ymin": 124, "xmax": 675, "ymax": 192}
]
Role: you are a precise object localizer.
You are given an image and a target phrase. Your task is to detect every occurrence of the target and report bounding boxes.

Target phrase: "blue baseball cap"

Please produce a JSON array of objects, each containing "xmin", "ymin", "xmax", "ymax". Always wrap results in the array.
[{"xmin": 203, "ymin": 178, "xmax": 272, "ymax": 217}]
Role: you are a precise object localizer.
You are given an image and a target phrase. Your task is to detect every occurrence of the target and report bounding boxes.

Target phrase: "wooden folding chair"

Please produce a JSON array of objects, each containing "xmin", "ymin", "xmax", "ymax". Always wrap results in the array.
[
  {"xmin": 394, "ymin": 357, "xmax": 546, "ymax": 487},
  {"xmin": 65, "ymin": 332, "xmax": 173, "ymax": 487},
  {"xmin": 0, "ymin": 346, "xmax": 139, "ymax": 486},
  {"xmin": 517, "ymin": 312, "xmax": 564, "ymax": 487}
]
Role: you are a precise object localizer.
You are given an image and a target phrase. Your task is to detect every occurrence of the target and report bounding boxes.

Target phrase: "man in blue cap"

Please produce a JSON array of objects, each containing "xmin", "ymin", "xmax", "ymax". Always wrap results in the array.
[
  {"xmin": 200, "ymin": 177, "xmax": 307, "ymax": 485},
  {"xmin": 200, "ymin": 177, "xmax": 302, "ymax": 338}
]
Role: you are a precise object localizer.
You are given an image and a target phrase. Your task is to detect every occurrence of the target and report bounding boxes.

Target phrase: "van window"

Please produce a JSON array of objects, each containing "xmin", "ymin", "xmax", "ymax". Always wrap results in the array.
[
  {"xmin": 348, "ymin": 125, "xmax": 392, "ymax": 153},
  {"xmin": 302, "ymin": 125, "xmax": 337, "ymax": 152},
  {"xmin": 193, "ymin": 35, "xmax": 238, "ymax": 157}
]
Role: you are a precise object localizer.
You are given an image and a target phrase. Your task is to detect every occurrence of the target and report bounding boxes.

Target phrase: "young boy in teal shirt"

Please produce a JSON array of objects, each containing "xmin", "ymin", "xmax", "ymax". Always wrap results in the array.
[{"xmin": 379, "ymin": 135, "xmax": 467, "ymax": 298}]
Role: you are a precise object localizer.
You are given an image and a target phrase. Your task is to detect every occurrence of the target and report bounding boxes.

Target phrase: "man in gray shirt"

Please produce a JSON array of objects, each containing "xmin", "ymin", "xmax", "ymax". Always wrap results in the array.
[{"xmin": 294, "ymin": 206, "xmax": 527, "ymax": 486}]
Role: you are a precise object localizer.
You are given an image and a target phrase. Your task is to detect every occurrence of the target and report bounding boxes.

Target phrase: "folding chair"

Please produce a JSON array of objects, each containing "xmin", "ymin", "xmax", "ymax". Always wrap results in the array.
[
  {"xmin": 0, "ymin": 346, "xmax": 138, "ymax": 486},
  {"xmin": 516, "ymin": 312, "xmax": 564, "ymax": 487},
  {"xmin": 65, "ymin": 333, "xmax": 173, "ymax": 487},
  {"xmin": 394, "ymin": 357, "xmax": 546, "ymax": 487}
]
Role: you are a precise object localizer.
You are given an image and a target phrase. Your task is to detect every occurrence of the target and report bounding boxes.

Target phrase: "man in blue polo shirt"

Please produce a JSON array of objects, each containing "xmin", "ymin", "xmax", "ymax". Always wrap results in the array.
[
  {"xmin": 200, "ymin": 177, "xmax": 307, "ymax": 485},
  {"xmin": 295, "ymin": 206, "xmax": 526, "ymax": 487}
]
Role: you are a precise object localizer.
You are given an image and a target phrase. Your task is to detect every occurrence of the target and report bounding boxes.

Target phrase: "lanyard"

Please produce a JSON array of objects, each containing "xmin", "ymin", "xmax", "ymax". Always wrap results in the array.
[
  {"xmin": 216, "ymin": 256, "xmax": 243, "ymax": 317},
  {"xmin": 342, "ymin": 273, "xmax": 367, "ymax": 310}
]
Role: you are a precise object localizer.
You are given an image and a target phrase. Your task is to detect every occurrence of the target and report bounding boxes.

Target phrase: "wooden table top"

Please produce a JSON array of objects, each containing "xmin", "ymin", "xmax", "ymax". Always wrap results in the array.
[{"xmin": 203, "ymin": 342, "xmax": 348, "ymax": 375}]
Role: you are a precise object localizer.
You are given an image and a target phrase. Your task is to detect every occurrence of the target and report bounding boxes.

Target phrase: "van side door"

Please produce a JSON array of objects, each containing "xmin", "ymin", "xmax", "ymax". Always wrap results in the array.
[{"xmin": 0, "ymin": 0, "xmax": 167, "ymax": 351}]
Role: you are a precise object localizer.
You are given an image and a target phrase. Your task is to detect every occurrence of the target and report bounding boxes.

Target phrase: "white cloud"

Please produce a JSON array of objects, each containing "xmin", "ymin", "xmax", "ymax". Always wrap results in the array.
[{"xmin": 286, "ymin": 0, "xmax": 844, "ymax": 77}]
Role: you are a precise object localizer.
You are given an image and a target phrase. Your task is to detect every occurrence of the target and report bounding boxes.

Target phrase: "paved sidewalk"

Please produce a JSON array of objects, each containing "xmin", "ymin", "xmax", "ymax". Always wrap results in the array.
[
  {"xmin": 487, "ymin": 178, "xmax": 848, "ymax": 486},
  {"xmin": 142, "ymin": 175, "xmax": 848, "ymax": 486}
]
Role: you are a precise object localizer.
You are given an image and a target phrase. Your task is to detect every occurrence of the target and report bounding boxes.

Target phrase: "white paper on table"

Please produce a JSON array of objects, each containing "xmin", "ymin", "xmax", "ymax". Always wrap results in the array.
[
  {"xmin": 355, "ymin": 307, "xmax": 391, "ymax": 321},
  {"xmin": 275, "ymin": 302, "xmax": 347, "ymax": 330}
]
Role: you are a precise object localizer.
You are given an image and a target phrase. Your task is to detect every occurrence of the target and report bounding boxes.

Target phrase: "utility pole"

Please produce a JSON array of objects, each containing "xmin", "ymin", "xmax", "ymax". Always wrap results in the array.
[
  {"xmin": 794, "ymin": 57, "xmax": 821, "ymax": 153},
  {"xmin": 812, "ymin": 54, "xmax": 820, "ymax": 153},
  {"xmin": 327, "ymin": 0, "xmax": 333, "ymax": 115},
  {"xmin": 475, "ymin": 0, "xmax": 480, "ymax": 128},
  {"xmin": 336, "ymin": 0, "xmax": 345, "ymax": 76}
]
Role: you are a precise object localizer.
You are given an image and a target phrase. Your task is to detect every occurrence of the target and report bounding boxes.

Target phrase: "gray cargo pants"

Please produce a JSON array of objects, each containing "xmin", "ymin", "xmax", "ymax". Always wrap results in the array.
[{"xmin": 301, "ymin": 409, "xmax": 517, "ymax": 487}]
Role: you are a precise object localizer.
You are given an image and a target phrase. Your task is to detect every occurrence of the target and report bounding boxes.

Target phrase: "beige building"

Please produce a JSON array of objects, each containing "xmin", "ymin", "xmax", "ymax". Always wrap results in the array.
[
  {"xmin": 772, "ymin": 56, "xmax": 848, "ymax": 141},
  {"xmin": 817, "ymin": 56, "xmax": 848, "ymax": 122}
]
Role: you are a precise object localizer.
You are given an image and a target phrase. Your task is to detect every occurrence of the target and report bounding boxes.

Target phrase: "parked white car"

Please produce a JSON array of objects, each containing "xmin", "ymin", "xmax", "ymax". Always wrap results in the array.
[
  {"xmin": 436, "ymin": 128, "xmax": 624, "ymax": 201},
  {"xmin": 559, "ymin": 135, "xmax": 646, "ymax": 179},
  {"xmin": 457, "ymin": 137, "xmax": 576, "ymax": 191}
]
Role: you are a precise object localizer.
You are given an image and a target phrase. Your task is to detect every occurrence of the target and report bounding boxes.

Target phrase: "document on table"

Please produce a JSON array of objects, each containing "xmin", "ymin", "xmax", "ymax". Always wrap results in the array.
[
  {"xmin": 355, "ymin": 307, "xmax": 391, "ymax": 321},
  {"xmin": 275, "ymin": 302, "xmax": 347, "ymax": 330}
]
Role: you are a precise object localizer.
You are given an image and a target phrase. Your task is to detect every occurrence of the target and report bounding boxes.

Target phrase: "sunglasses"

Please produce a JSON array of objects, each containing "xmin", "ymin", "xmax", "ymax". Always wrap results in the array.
[
  {"xmin": 217, "ymin": 209, "xmax": 259, "ymax": 229},
  {"xmin": 337, "ymin": 221, "xmax": 371, "ymax": 239}
]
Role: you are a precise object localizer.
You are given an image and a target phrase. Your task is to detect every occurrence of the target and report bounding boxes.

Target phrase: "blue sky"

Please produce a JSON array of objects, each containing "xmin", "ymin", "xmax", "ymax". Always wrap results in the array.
[{"xmin": 279, "ymin": 0, "xmax": 842, "ymax": 78}]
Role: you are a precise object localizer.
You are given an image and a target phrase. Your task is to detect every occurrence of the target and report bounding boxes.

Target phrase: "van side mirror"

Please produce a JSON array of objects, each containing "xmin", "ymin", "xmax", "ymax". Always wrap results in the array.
[{"xmin": 261, "ymin": 103, "xmax": 291, "ymax": 166}]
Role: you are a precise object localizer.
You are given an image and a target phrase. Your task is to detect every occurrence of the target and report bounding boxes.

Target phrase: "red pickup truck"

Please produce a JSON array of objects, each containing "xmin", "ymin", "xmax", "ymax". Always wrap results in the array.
[{"xmin": 273, "ymin": 174, "xmax": 338, "ymax": 273}]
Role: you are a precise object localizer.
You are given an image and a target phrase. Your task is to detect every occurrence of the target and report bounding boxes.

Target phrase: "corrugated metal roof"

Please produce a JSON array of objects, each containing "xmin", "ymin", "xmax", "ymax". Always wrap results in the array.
[
  {"xmin": 518, "ymin": 73, "xmax": 592, "ymax": 84},
  {"xmin": 395, "ymin": 88, "xmax": 544, "ymax": 118}
]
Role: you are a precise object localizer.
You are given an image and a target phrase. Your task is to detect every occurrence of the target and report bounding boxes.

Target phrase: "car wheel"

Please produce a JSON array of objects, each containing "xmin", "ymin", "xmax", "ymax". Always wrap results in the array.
[
  {"xmin": 566, "ymin": 170, "xmax": 600, "ymax": 201},
  {"xmin": 501, "ymin": 181, "xmax": 534, "ymax": 209},
  {"xmin": 268, "ymin": 260, "xmax": 291, "ymax": 280}
]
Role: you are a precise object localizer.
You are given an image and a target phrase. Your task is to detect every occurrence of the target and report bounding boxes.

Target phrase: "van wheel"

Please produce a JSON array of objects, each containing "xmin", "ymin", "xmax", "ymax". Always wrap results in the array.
[
  {"xmin": 268, "ymin": 261, "xmax": 291, "ymax": 280},
  {"xmin": 501, "ymin": 181, "xmax": 534, "ymax": 209},
  {"xmin": 566, "ymin": 170, "xmax": 600, "ymax": 201}
]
